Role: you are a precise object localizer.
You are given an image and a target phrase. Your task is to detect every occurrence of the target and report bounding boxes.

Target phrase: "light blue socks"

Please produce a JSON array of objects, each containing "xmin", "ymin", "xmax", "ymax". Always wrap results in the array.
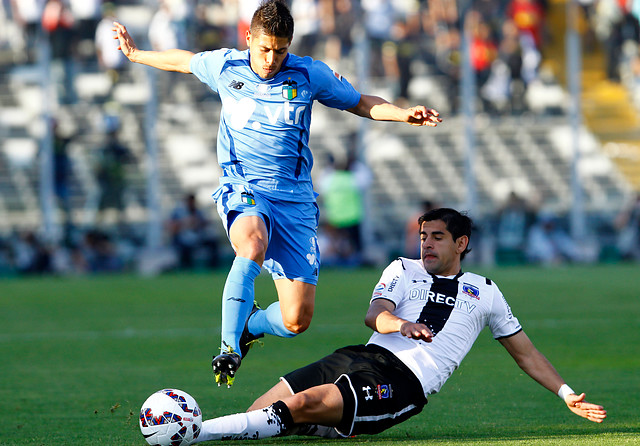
[
  {"xmin": 220, "ymin": 256, "xmax": 261, "ymax": 355},
  {"xmin": 247, "ymin": 301, "xmax": 297, "ymax": 338}
]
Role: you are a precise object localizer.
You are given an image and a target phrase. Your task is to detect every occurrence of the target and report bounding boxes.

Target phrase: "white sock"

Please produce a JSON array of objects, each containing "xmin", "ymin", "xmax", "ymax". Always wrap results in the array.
[{"xmin": 195, "ymin": 402, "xmax": 292, "ymax": 442}]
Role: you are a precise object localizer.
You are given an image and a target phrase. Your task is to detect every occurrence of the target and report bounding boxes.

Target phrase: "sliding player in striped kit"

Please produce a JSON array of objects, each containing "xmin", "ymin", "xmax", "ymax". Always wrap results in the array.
[{"xmin": 193, "ymin": 208, "xmax": 606, "ymax": 441}]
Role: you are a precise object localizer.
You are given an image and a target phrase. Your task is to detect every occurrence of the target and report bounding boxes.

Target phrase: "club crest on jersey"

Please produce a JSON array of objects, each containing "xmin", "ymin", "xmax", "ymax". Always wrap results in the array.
[
  {"xmin": 241, "ymin": 191, "xmax": 256, "ymax": 205},
  {"xmin": 462, "ymin": 283, "xmax": 480, "ymax": 300},
  {"xmin": 282, "ymin": 79, "xmax": 297, "ymax": 100}
]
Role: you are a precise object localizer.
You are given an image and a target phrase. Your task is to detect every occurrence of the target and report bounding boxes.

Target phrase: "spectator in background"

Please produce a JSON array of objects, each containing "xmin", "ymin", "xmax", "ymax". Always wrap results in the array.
[
  {"xmin": 494, "ymin": 18, "xmax": 527, "ymax": 113},
  {"xmin": 495, "ymin": 192, "xmax": 534, "ymax": 265},
  {"xmin": 615, "ymin": 193, "xmax": 640, "ymax": 260},
  {"xmin": 507, "ymin": 0, "xmax": 544, "ymax": 84},
  {"xmin": 52, "ymin": 119, "xmax": 73, "ymax": 241},
  {"xmin": 163, "ymin": 0, "xmax": 194, "ymax": 49},
  {"xmin": 42, "ymin": 0, "xmax": 76, "ymax": 103},
  {"xmin": 468, "ymin": 12, "xmax": 498, "ymax": 110},
  {"xmin": 289, "ymin": 0, "xmax": 321, "ymax": 57},
  {"xmin": 95, "ymin": 2, "xmax": 125, "ymax": 83},
  {"xmin": 526, "ymin": 212, "xmax": 579, "ymax": 265},
  {"xmin": 362, "ymin": 0, "xmax": 399, "ymax": 82},
  {"xmin": 392, "ymin": 4, "xmax": 423, "ymax": 104},
  {"xmin": 193, "ymin": 1, "xmax": 225, "ymax": 53},
  {"xmin": 425, "ymin": 0, "xmax": 461, "ymax": 112},
  {"xmin": 81, "ymin": 228, "xmax": 123, "ymax": 273},
  {"xmin": 68, "ymin": 0, "xmax": 102, "ymax": 62},
  {"xmin": 10, "ymin": 0, "xmax": 45, "ymax": 63},
  {"xmin": 507, "ymin": 0, "xmax": 545, "ymax": 50},
  {"xmin": 602, "ymin": 0, "xmax": 639, "ymax": 82},
  {"xmin": 95, "ymin": 122, "xmax": 132, "ymax": 227},
  {"xmin": 149, "ymin": 0, "xmax": 179, "ymax": 51},
  {"xmin": 322, "ymin": 0, "xmax": 356, "ymax": 64},
  {"xmin": 319, "ymin": 151, "xmax": 371, "ymax": 266},
  {"xmin": 11, "ymin": 230, "xmax": 52, "ymax": 274},
  {"xmin": 167, "ymin": 193, "xmax": 219, "ymax": 270},
  {"xmin": 236, "ymin": 0, "xmax": 261, "ymax": 49}
]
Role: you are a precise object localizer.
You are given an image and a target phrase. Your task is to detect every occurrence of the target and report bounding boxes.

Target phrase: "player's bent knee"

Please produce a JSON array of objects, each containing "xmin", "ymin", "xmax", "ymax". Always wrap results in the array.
[
  {"xmin": 282, "ymin": 316, "xmax": 311, "ymax": 334},
  {"xmin": 235, "ymin": 238, "xmax": 267, "ymax": 262}
]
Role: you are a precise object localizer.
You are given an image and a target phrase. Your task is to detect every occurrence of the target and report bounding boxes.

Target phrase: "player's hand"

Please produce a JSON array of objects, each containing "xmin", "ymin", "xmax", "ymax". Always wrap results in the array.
[
  {"xmin": 400, "ymin": 321, "xmax": 433, "ymax": 342},
  {"xmin": 565, "ymin": 393, "xmax": 607, "ymax": 423},
  {"xmin": 406, "ymin": 106, "xmax": 441, "ymax": 127},
  {"xmin": 112, "ymin": 21, "xmax": 138, "ymax": 60}
]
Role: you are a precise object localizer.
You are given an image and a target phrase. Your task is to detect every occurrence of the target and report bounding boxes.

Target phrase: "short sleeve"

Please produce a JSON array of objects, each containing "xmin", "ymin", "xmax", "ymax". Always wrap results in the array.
[
  {"xmin": 190, "ymin": 49, "xmax": 232, "ymax": 93},
  {"xmin": 310, "ymin": 59, "xmax": 361, "ymax": 110},
  {"xmin": 488, "ymin": 286, "xmax": 522, "ymax": 339},
  {"xmin": 370, "ymin": 259, "xmax": 405, "ymax": 307}
]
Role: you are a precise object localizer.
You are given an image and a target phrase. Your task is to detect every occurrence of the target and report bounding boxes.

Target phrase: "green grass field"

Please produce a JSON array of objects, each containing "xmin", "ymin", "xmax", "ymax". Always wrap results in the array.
[{"xmin": 1, "ymin": 264, "xmax": 639, "ymax": 445}]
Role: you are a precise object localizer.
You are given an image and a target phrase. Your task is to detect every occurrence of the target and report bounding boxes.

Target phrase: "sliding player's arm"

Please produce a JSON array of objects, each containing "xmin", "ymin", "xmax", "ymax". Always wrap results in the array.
[
  {"xmin": 365, "ymin": 299, "xmax": 433, "ymax": 342},
  {"xmin": 499, "ymin": 331, "xmax": 607, "ymax": 423}
]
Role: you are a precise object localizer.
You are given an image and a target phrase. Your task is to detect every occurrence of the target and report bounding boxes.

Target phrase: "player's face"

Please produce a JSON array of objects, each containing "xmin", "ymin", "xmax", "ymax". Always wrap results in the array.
[
  {"xmin": 419, "ymin": 220, "xmax": 468, "ymax": 276},
  {"xmin": 246, "ymin": 30, "xmax": 291, "ymax": 80}
]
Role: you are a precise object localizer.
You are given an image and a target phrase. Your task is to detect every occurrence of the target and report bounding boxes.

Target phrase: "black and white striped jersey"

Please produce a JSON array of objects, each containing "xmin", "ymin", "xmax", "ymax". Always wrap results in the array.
[{"xmin": 368, "ymin": 257, "xmax": 522, "ymax": 397}]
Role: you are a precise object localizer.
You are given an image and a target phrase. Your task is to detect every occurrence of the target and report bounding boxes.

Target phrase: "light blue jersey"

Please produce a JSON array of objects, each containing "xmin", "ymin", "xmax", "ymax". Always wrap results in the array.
[{"xmin": 190, "ymin": 49, "xmax": 361, "ymax": 202}]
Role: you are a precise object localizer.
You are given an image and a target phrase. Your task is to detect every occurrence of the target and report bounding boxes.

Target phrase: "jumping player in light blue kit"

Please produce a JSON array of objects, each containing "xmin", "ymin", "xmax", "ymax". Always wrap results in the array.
[{"xmin": 113, "ymin": 0, "xmax": 441, "ymax": 387}]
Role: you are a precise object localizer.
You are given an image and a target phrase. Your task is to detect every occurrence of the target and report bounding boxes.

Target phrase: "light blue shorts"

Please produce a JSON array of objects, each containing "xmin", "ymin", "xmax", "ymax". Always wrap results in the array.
[{"xmin": 212, "ymin": 183, "xmax": 320, "ymax": 285}]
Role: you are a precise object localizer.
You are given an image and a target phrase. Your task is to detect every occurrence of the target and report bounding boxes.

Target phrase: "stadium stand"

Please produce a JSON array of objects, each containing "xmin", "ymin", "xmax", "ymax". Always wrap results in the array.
[{"xmin": 0, "ymin": 0, "xmax": 638, "ymax": 274}]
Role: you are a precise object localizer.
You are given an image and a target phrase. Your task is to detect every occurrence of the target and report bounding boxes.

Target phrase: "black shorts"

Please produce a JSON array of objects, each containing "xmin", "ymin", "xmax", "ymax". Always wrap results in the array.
[{"xmin": 282, "ymin": 344, "xmax": 427, "ymax": 436}]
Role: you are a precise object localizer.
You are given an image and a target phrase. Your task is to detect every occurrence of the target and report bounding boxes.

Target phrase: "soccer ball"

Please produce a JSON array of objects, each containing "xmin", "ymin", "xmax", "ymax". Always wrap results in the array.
[{"xmin": 139, "ymin": 388, "xmax": 202, "ymax": 446}]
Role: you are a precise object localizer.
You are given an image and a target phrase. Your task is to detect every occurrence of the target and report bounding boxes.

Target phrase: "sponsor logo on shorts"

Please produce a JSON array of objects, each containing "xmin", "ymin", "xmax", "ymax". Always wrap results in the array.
[
  {"xmin": 362, "ymin": 386, "xmax": 373, "ymax": 401},
  {"xmin": 377, "ymin": 384, "xmax": 392, "ymax": 399},
  {"xmin": 306, "ymin": 237, "xmax": 319, "ymax": 268},
  {"xmin": 241, "ymin": 191, "xmax": 256, "ymax": 205}
]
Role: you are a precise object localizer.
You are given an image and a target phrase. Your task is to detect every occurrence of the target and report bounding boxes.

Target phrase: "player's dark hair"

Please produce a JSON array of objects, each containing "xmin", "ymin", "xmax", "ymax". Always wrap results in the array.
[
  {"xmin": 251, "ymin": 0, "xmax": 294, "ymax": 41},
  {"xmin": 418, "ymin": 208, "xmax": 473, "ymax": 260}
]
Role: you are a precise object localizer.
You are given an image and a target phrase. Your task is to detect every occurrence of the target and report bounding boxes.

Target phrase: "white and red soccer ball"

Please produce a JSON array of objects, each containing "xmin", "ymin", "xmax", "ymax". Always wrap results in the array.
[{"xmin": 139, "ymin": 388, "xmax": 202, "ymax": 446}]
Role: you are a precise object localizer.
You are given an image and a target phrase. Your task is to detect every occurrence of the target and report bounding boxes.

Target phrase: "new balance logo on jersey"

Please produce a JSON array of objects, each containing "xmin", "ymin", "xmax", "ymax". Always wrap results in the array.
[{"xmin": 229, "ymin": 80, "xmax": 244, "ymax": 90}]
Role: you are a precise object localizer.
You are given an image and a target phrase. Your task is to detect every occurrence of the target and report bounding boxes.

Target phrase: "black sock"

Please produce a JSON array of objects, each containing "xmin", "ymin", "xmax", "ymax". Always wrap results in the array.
[{"xmin": 271, "ymin": 400, "xmax": 295, "ymax": 435}]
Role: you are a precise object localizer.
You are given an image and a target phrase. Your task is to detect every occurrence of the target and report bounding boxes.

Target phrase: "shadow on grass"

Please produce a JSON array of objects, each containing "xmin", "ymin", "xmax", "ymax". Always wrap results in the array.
[{"xmin": 196, "ymin": 424, "xmax": 639, "ymax": 445}]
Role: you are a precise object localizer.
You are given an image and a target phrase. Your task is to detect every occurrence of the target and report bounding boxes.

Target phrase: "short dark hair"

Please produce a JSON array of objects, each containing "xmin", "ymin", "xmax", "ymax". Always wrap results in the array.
[
  {"xmin": 418, "ymin": 208, "xmax": 473, "ymax": 260},
  {"xmin": 250, "ymin": 0, "xmax": 294, "ymax": 41}
]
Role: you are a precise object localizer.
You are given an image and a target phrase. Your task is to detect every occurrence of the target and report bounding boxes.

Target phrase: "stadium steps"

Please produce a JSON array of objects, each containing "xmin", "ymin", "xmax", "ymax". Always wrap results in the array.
[{"xmin": 543, "ymin": 0, "xmax": 640, "ymax": 191}]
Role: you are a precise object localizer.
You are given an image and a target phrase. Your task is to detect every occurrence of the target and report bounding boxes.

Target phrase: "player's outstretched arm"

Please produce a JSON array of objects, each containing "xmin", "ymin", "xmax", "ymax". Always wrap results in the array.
[
  {"xmin": 112, "ymin": 21, "xmax": 194, "ymax": 73},
  {"xmin": 347, "ymin": 94, "xmax": 441, "ymax": 127},
  {"xmin": 564, "ymin": 392, "xmax": 607, "ymax": 423},
  {"xmin": 499, "ymin": 331, "xmax": 606, "ymax": 423}
]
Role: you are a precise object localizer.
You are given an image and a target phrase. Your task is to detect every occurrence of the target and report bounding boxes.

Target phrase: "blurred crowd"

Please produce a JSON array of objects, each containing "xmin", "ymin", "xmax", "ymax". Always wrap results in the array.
[
  {"xmin": 0, "ymin": 190, "xmax": 221, "ymax": 276},
  {"xmin": 1, "ymin": 0, "xmax": 640, "ymax": 276},
  {"xmin": 399, "ymin": 192, "xmax": 640, "ymax": 268},
  {"xmin": 0, "ymin": 0, "xmax": 638, "ymax": 109}
]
